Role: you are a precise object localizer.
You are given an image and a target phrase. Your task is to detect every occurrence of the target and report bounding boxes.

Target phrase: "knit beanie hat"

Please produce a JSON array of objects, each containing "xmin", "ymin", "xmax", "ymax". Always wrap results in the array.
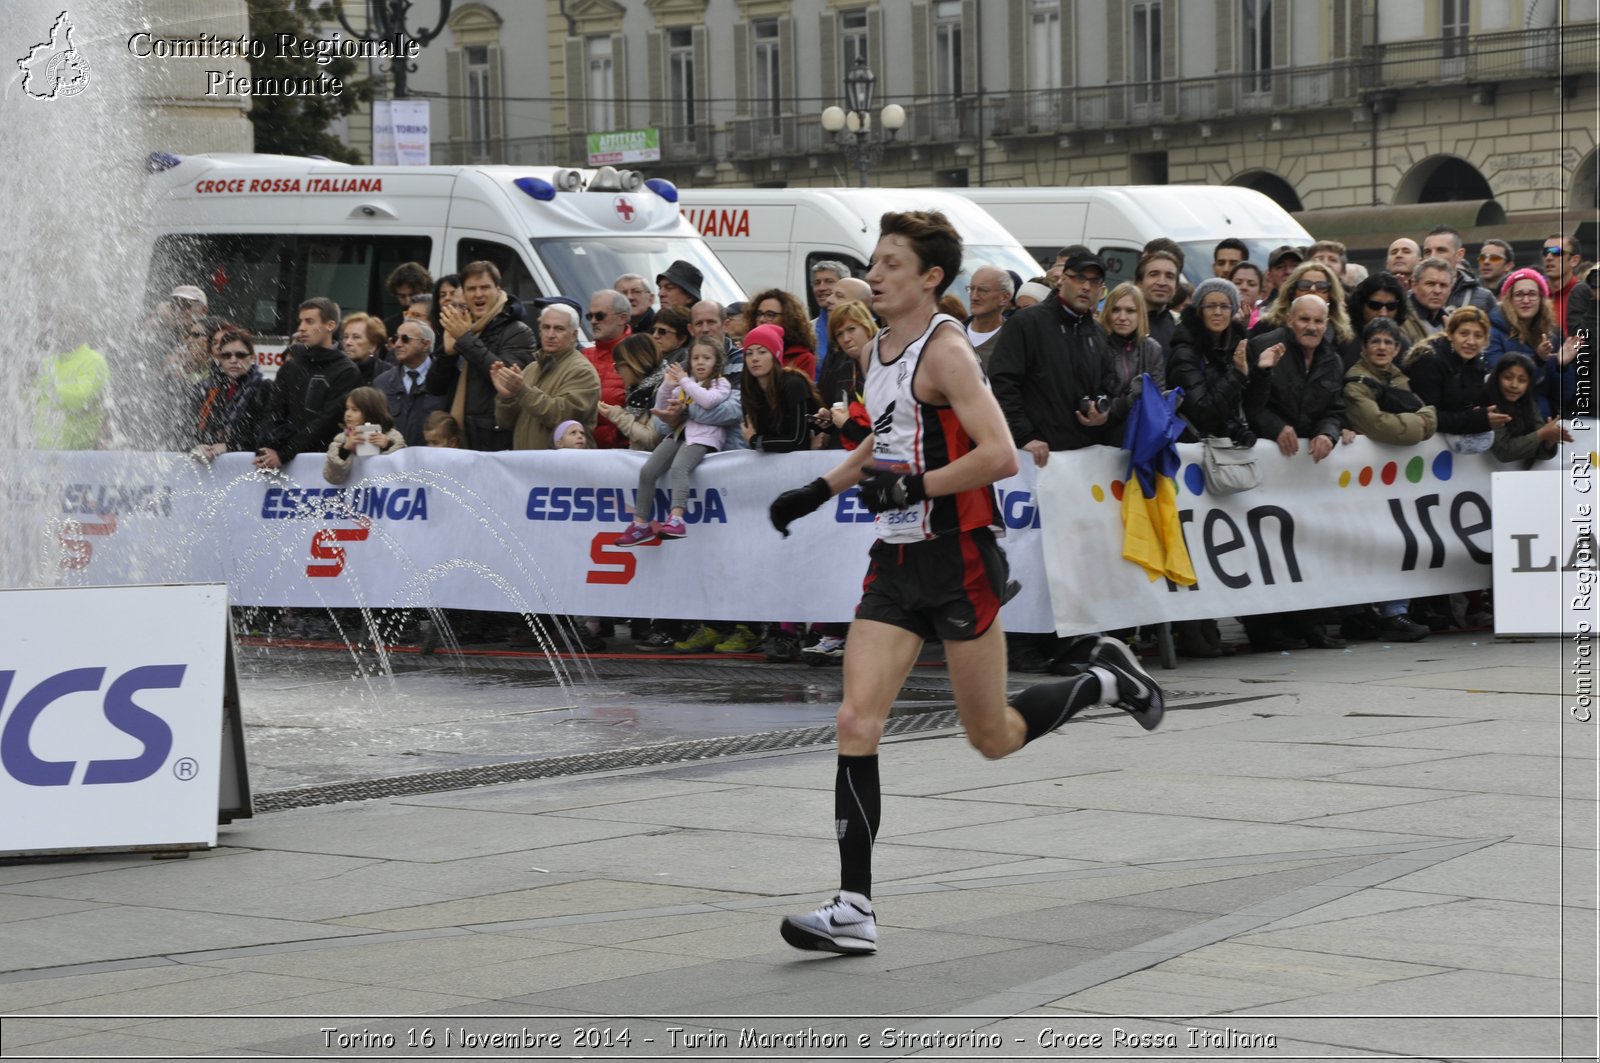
[
  {"xmin": 742, "ymin": 323, "xmax": 786, "ymax": 364},
  {"xmin": 1498, "ymin": 266, "xmax": 1549, "ymax": 299},
  {"xmin": 1191, "ymin": 277, "xmax": 1241, "ymax": 316},
  {"xmin": 552, "ymin": 419, "xmax": 584, "ymax": 447}
]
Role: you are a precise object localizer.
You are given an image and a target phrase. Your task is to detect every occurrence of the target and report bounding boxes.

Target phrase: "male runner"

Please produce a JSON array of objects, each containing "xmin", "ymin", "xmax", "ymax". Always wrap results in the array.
[{"xmin": 767, "ymin": 210, "xmax": 1165, "ymax": 955}]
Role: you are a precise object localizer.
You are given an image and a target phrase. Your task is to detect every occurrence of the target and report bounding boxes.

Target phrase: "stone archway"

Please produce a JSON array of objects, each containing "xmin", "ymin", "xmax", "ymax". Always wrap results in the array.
[
  {"xmin": 1572, "ymin": 149, "xmax": 1599, "ymax": 212},
  {"xmin": 1394, "ymin": 155, "xmax": 1494, "ymax": 204},
  {"xmin": 1226, "ymin": 170, "xmax": 1304, "ymax": 213}
]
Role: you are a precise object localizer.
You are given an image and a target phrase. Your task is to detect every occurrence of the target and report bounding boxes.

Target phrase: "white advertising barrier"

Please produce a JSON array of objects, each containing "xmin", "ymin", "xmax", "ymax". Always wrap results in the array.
[
  {"xmin": 1491, "ymin": 471, "xmax": 1597, "ymax": 636},
  {"xmin": 1036, "ymin": 437, "xmax": 1539, "ymax": 635},
  {"xmin": 0, "ymin": 448, "xmax": 1056, "ymax": 631},
  {"xmin": 0, "ymin": 584, "xmax": 228, "ymax": 855},
  {"xmin": 4, "ymin": 429, "xmax": 1593, "ymax": 634}
]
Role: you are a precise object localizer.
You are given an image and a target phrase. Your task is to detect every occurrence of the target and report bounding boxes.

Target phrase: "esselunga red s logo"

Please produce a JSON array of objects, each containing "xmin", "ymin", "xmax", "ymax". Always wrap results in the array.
[
  {"xmin": 305, "ymin": 521, "xmax": 370, "ymax": 578},
  {"xmin": 58, "ymin": 511, "xmax": 118, "ymax": 571}
]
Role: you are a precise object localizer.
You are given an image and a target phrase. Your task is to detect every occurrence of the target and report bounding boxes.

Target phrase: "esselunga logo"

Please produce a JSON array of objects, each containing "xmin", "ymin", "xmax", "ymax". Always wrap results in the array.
[{"xmin": 17, "ymin": 11, "xmax": 91, "ymax": 100}]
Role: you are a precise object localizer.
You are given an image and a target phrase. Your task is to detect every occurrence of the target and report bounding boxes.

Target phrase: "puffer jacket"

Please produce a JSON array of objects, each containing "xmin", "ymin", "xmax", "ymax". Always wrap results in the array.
[{"xmin": 1403, "ymin": 335, "xmax": 1493, "ymax": 435}]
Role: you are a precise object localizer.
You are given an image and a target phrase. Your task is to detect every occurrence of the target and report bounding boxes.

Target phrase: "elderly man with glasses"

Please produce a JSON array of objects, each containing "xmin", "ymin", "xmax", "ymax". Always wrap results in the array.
[
  {"xmin": 373, "ymin": 321, "xmax": 446, "ymax": 447},
  {"xmin": 582, "ymin": 289, "xmax": 634, "ymax": 448},
  {"xmin": 963, "ymin": 264, "xmax": 1013, "ymax": 370}
]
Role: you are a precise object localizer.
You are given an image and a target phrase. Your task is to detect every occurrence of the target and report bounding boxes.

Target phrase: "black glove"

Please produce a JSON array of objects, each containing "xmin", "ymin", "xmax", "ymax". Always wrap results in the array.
[
  {"xmin": 769, "ymin": 477, "xmax": 831, "ymax": 537},
  {"xmin": 856, "ymin": 469, "xmax": 927, "ymax": 514}
]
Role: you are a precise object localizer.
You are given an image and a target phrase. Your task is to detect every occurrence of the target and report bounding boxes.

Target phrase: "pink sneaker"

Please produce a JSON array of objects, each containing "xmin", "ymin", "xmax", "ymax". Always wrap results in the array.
[
  {"xmin": 615, "ymin": 522, "xmax": 658, "ymax": 548},
  {"xmin": 657, "ymin": 516, "xmax": 688, "ymax": 539}
]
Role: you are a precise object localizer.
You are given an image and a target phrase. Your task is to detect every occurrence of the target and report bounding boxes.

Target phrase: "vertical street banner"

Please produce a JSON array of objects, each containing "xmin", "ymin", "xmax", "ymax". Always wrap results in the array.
[
  {"xmin": 370, "ymin": 98, "xmax": 397, "ymax": 165},
  {"xmin": 391, "ymin": 99, "xmax": 430, "ymax": 166}
]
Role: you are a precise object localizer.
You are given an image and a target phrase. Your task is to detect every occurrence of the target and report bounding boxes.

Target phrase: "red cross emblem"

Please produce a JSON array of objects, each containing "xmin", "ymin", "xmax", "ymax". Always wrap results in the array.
[{"xmin": 613, "ymin": 196, "xmax": 636, "ymax": 222}]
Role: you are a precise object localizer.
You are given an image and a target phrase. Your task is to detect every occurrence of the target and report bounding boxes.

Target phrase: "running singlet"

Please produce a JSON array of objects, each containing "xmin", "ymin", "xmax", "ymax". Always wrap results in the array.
[{"xmin": 862, "ymin": 312, "xmax": 1003, "ymax": 544}]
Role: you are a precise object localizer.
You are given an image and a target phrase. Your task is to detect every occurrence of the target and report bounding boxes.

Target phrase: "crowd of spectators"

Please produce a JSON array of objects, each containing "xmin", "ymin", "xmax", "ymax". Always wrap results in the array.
[{"xmin": 37, "ymin": 222, "xmax": 1594, "ymax": 664}]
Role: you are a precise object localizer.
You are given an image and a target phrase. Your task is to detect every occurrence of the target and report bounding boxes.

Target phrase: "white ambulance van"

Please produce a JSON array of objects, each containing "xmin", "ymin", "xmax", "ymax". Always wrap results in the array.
[
  {"xmin": 676, "ymin": 187, "xmax": 1042, "ymax": 315},
  {"xmin": 144, "ymin": 153, "xmax": 743, "ymax": 371},
  {"xmin": 950, "ymin": 185, "xmax": 1314, "ymax": 288}
]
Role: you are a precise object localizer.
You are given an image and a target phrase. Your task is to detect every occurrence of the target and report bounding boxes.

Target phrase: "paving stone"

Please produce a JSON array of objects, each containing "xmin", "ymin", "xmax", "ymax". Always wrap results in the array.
[
  {"xmin": 233, "ymin": 802, "xmax": 659, "ymax": 862},
  {"xmin": 951, "ymin": 770, "xmax": 1464, "ymax": 822},
  {"xmin": 187, "ymin": 931, "xmax": 583, "ymax": 983},
  {"xmin": 1295, "ymin": 792, "xmax": 1592, "ymax": 848},
  {"xmin": 0, "ymin": 895, "xmax": 108, "ymax": 924},
  {"xmin": 1336, "ymin": 717, "xmax": 1596, "ymax": 758},
  {"xmin": 0, "ymin": 1017, "xmax": 100, "ymax": 1050},
  {"xmin": 327, "ymin": 879, "xmax": 742, "ymax": 932},
  {"xmin": 9, "ymin": 971, "xmax": 344, "ymax": 1016},
  {"xmin": 394, "ymin": 945, "xmax": 706, "ymax": 998},
  {"xmin": 1379, "ymin": 840, "xmax": 1592, "ymax": 907},
  {"xmin": 0, "ymin": 963, "xmax": 211, "ymax": 1011},
  {"xmin": 0, "ymin": 906, "xmax": 365, "ymax": 973},
  {"xmin": 892, "ymin": 808, "xmax": 1436, "ymax": 864},
  {"xmin": 1329, "ymin": 751, "xmax": 1578, "ymax": 797},
  {"xmin": 1236, "ymin": 897, "xmax": 1567, "ymax": 977},
  {"xmin": 393, "ymin": 775, "xmax": 739, "ymax": 815},
  {"xmin": 1246, "ymin": 885, "xmax": 1468, "ymax": 933}
]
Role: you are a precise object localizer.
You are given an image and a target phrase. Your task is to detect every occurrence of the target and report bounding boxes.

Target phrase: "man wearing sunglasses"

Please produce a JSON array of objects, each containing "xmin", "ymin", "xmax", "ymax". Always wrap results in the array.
[
  {"xmin": 1475, "ymin": 239, "xmax": 1514, "ymax": 295},
  {"xmin": 1543, "ymin": 233, "xmax": 1581, "ymax": 335},
  {"xmin": 581, "ymin": 289, "xmax": 633, "ymax": 448}
]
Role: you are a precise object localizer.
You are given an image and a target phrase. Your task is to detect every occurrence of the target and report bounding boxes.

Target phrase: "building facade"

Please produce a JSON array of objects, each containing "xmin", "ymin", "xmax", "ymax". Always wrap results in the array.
[{"xmin": 379, "ymin": 1, "xmax": 1596, "ymax": 261}]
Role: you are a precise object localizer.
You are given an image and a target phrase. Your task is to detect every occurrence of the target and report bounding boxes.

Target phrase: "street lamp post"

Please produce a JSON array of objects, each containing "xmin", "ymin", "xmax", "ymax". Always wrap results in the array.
[
  {"xmin": 333, "ymin": 0, "xmax": 454, "ymax": 99},
  {"xmin": 820, "ymin": 59, "xmax": 906, "ymax": 187}
]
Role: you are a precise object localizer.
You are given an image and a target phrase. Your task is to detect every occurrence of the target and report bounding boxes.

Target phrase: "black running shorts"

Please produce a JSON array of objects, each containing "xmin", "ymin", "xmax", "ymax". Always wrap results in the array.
[{"xmin": 854, "ymin": 528, "xmax": 1008, "ymax": 642}]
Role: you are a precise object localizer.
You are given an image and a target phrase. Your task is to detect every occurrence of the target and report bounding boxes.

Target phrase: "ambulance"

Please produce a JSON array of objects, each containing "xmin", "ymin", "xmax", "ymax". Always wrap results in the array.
[
  {"xmin": 949, "ymin": 185, "xmax": 1314, "ymax": 287},
  {"xmin": 676, "ymin": 187, "xmax": 1042, "ymax": 315},
  {"xmin": 143, "ymin": 153, "xmax": 743, "ymax": 371}
]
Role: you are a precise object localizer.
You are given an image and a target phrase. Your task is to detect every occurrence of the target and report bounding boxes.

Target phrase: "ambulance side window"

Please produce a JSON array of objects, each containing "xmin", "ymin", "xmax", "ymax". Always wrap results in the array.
[
  {"xmin": 458, "ymin": 239, "xmax": 542, "ymax": 305},
  {"xmin": 1098, "ymin": 246, "xmax": 1141, "ymax": 290},
  {"xmin": 147, "ymin": 233, "xmax": 432, "ymax": 336}
]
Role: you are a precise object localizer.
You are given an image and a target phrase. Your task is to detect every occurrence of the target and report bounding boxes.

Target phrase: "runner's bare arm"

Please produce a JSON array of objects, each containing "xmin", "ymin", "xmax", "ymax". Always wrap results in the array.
[
  {"xmin": 821, "ymin": 436, "xmax": 877, "ymax": 494},
  {"xmin": 913, "ymin": 328, "xmax": 1019, "ymax": 495}
]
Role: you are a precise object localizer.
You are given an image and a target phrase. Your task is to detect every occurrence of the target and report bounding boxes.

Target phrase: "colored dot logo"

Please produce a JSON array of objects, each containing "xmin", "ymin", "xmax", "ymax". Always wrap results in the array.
[{"xmin": 1339, "ymin": 449, "xmax": 1455, "ymax": 489}]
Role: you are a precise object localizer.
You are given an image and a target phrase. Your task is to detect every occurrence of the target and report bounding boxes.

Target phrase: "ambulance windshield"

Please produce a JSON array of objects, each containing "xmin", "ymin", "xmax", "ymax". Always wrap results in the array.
[{"xmin": 533, "ymin": 237, "xmax": 745, "ymax": 309}]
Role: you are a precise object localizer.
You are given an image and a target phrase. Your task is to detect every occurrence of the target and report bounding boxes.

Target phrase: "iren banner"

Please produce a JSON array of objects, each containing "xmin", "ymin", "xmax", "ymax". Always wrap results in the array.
[
  {"xmin": 2, "ymin": 436, "xmax": 1590, "ymax": 634},
  {"xmin": 1035, "ymin": 437, "xmax": 1543, "ymax": 635}
]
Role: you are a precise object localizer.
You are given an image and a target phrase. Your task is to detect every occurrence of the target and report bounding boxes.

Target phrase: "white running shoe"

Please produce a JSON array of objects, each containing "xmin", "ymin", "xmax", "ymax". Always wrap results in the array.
[
  {"xmin": 1089, "ymin": 636, "xmax": 1165, "ymax": 731},
  {"xmin": 801, "ymin": 635, "xmax": 846, "ymax": 665},
  {"xmin": 779, "ymin": 892, "xmax": 877, "ymax": 954}
]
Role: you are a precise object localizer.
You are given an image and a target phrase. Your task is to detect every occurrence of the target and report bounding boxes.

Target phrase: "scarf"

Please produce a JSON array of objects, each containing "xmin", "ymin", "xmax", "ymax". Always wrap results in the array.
[{"xmin": 450, "ymin": 290, "xmax": 509, "ymax": 428}]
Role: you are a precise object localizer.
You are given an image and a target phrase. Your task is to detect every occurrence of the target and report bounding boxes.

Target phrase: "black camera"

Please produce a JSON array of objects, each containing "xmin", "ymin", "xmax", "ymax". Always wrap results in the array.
[
  {"xmin": 1223, "ymin": 417, "xmax": 1258, "ymax": 448},
  {"xmin": 1077, "ymin": 394, "xmax": 1110, "ymax": 416}
]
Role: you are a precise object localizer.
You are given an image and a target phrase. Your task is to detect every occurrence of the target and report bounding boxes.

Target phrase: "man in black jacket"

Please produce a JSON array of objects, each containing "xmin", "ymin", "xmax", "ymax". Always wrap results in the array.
[
  {"xmin": 254, "ymin": 297, "xmax": 362, "ymax": 470},
  {"xmin": 989, "ymin": 250, "xmax": 1118, "ymax": 464},
  {"xmin": 988, "ymin": 250, "xmax": 1118, "ymax": 672},
  {"xmin": 425, "ymin": 260, "xmax": 536, "ymax": 451},
  {"xmin": 1241, "ymin": 294, "xmax": 1351, "ymax": 651}
]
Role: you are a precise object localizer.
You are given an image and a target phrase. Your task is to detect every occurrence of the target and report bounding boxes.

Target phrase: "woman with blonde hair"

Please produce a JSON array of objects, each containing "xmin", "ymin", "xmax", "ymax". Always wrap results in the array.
[
  {"xmin": 1097, "ymin": 282, "xmax": 1166, "ymax": 423},
  {"xmin": 1253, "ymin": 260, "xmax": 1354, "ymax": 345}
]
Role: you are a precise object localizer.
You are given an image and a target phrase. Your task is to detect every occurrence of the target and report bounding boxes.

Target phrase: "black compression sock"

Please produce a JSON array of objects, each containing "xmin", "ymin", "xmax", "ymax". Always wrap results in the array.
[
  {"xmin": 1012, "ymin": 674, "xmax": 1103, "ymax": 744},
  {"xmin": 836, "ymin": 754, "xmax": 880, "ymax": 898}
]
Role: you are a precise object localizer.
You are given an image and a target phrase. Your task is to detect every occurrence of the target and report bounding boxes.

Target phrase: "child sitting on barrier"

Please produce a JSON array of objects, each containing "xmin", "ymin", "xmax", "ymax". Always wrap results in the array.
[
  {"xmin": 325, "ymin": 387, "xmax": 406, "ymax": 484},
  {"xmin": 616, "ymin": 336, "xmax": 730, "ymax": 546}
]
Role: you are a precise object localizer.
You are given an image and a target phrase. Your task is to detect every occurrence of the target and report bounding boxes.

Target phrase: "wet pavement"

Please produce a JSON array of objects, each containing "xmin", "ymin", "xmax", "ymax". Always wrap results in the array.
[{"xmin": 235, "ymin": 641, "xmax": 958, "ymax": 795}]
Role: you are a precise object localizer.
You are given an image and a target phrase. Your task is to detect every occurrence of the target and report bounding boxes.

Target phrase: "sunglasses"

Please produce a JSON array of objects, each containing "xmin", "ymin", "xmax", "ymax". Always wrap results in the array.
[
  {"xmin": 1543, "ymin": 246, "xmax": 1572, "ymax": 256},
  {"xmin": 1365, "ymin": 299, "xmax": 1400, "ymax": 312},
  {"xmin": 393, "ymin": 335, "xmax": 421, "ymax": 343},
  {"xmin": 1477, "ymin": 252, "xmax": 1507, "ymax": 264},
  {"xmin": 217, "ymin": 350, "xmax": 252, "ymax": 361},
  {"xmin": 651, "ymin": 327, "xmax": 677, "ymax": 336},
  {"xmin": 1295, "ymin": 279, "xmax": 1333, "ymax": 293}
]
